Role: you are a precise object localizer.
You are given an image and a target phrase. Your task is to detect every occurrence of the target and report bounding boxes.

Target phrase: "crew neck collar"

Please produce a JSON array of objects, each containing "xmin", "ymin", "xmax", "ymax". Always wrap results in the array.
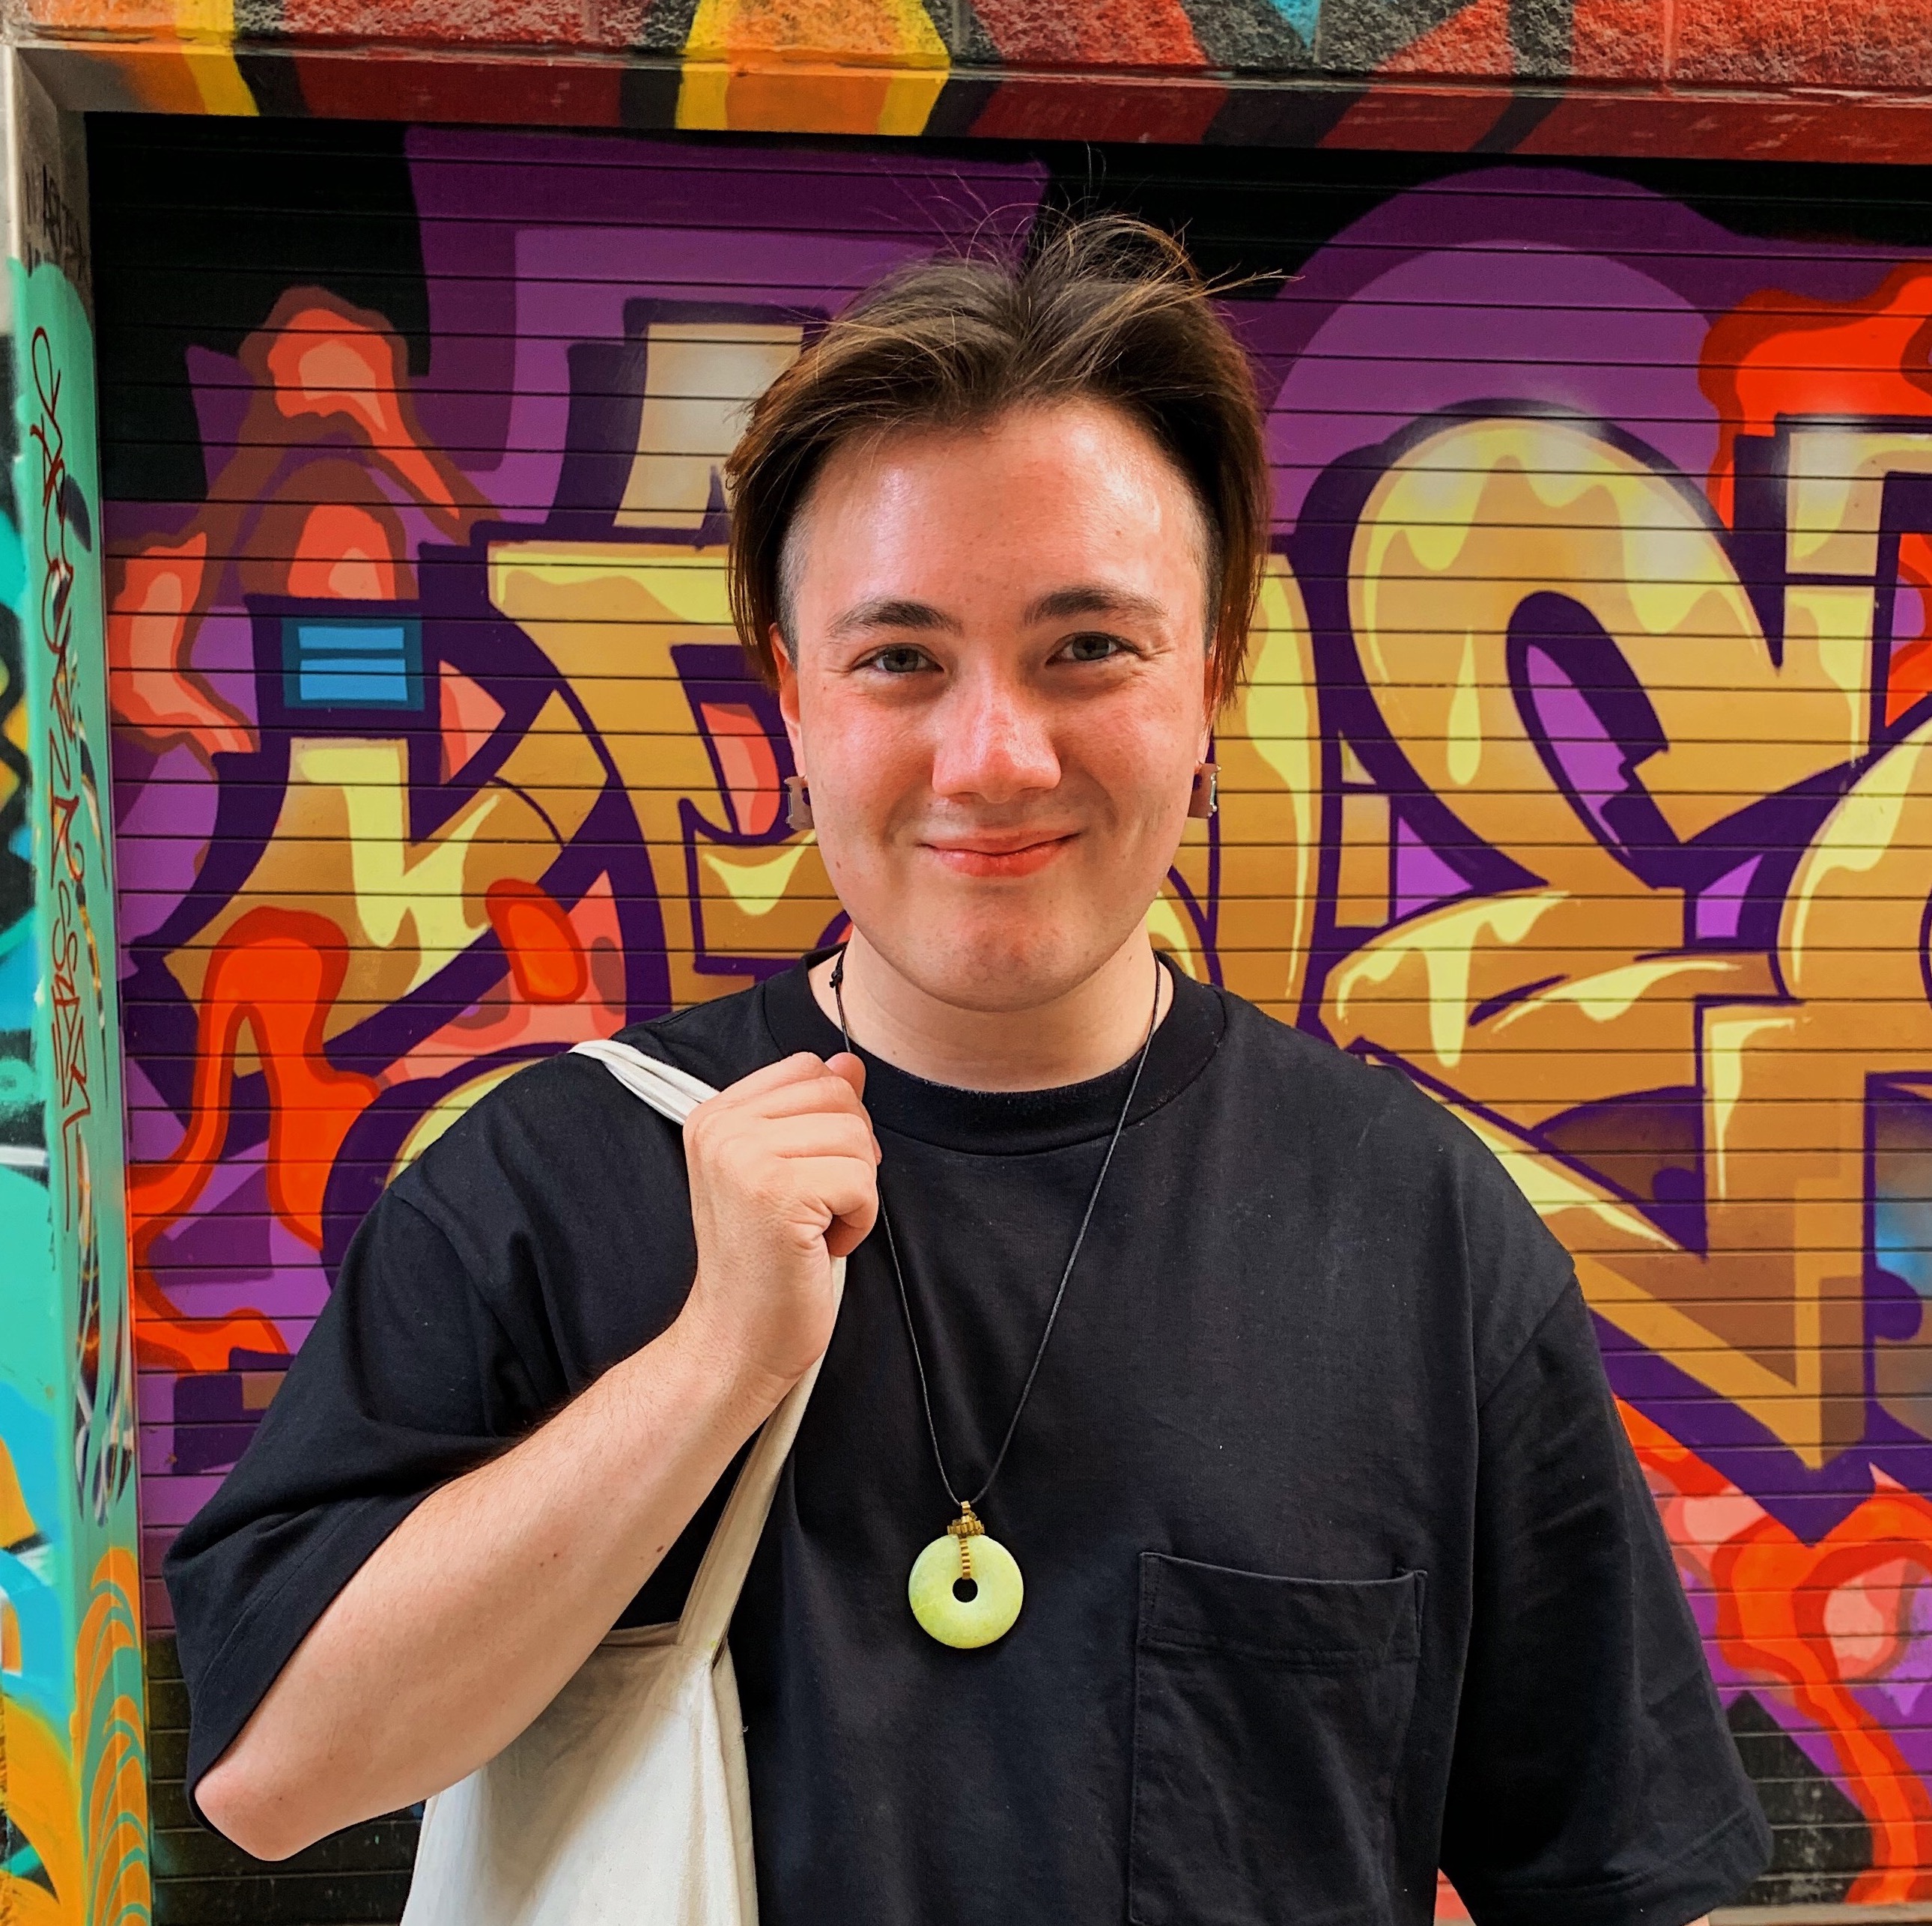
[{"xmin": 759, "ymin": 951, "xmax": 1227, "ymax": 1156}]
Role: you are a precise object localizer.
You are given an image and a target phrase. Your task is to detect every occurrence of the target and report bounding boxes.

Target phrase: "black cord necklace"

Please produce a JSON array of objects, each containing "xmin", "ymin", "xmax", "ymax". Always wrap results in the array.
[{"xmin": 830, "ymin": 946, "xmax": 1162, "ymax": 1650}]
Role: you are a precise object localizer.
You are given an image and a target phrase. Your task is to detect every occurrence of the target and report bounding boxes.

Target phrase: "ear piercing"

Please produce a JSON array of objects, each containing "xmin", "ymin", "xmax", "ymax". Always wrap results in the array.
[
  {"xmin": 1188, "ymin": 762, "xmax": 1219, "ymax": 819},
  {"xmin": 785, "ymin": 776, "xmax": 814, "ymax": 833}
]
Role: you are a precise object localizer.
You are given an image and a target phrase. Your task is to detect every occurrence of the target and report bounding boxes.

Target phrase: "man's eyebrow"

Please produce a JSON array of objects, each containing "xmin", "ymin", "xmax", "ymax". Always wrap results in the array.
[
  {"xmin": 827, "ymin": 597, "xmax": 962, "ymax": 637},
  {"xmin": 1024, "ymin": 584, "xmax": 1168, "ymax": 626}
]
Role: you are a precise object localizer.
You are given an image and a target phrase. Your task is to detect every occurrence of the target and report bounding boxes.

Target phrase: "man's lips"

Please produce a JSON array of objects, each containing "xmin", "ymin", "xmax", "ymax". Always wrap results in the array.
[{"xmin": 922, "ymin": 833, "xmax": 1078, "ymax": 879}]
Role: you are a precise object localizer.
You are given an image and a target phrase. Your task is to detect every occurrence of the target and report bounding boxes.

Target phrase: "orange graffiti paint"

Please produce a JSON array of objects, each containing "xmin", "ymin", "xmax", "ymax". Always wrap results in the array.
[
  {"xmin": 486, "ymin": 878, "xmax": 589, "ymax": 1005},
  {"xmin": 237, "ymin": 459, "xmax": 416, "ymax": 608},
  {"xmin": 103, "ymin": 529, "xmax": 254, "ymax": 762},
  {"xmin": 76, "ymin": 1550, "xmax": 150, "ymax": 1926},
  {"xmin": 439, "ymin": 666, "xmax": 505, "ymax": 779},
  {"xmin": 284, "ymin": 499, "xmax": 404, "ymax": 602},
  {"xmin": 129, "ymin": 907, "xmax": 380, "ymax": 1373},
  {"xmin": 699, "ymin": 699, "xmax": 783, "ymax": 836},
  {"xmin": 251, "ymin": 291, "xmax": 481, "ymax": 533},
  {"xmin": 1379, "ymin": 0, "xmax": 1511, "ymax": 76}
]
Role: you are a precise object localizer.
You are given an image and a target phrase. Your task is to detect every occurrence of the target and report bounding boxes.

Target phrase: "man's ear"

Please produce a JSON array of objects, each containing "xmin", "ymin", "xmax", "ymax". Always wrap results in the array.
[{"xmin": 774, "ymin": 629, "xmax": 806, "ymax": 765}]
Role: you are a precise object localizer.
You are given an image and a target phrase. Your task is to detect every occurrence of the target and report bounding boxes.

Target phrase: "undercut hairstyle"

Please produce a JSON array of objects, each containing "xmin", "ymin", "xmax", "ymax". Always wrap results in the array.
[{"xmin": 723, "ymin": 216, "xmax": 1271, "ymax": 712}]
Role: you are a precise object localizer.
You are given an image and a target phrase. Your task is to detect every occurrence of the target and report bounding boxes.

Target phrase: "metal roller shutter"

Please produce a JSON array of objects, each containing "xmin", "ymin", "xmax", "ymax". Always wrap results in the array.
[{"xmin": 94, "ymin": 116, "xmax": 1932, "ymax": 1922}]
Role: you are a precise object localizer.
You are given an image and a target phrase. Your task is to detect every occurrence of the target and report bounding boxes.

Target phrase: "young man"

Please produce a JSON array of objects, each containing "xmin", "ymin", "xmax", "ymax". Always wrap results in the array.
[{"xmin": 169, "ymin": 219, "xmax": 1769, "ymax": 1925}]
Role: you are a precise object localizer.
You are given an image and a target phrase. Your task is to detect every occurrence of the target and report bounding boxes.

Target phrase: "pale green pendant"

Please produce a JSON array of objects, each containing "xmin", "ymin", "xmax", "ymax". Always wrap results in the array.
[{"xmin": 908, "ymin": 1504, "xmax": 1024, "ymax": 1649}]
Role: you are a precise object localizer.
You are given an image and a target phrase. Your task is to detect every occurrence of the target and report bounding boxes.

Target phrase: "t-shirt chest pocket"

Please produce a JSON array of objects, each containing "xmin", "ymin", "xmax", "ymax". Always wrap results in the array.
[{"xmin": 1128, "ymin": 1553, "xmax": 1425, "ymax": 1926}]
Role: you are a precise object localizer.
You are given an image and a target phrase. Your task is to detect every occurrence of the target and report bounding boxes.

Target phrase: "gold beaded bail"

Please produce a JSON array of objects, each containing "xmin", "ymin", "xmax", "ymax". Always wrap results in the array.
[{"xmin": 947, "ymin": 1504, "xmax": 985, "ymax": 1579}]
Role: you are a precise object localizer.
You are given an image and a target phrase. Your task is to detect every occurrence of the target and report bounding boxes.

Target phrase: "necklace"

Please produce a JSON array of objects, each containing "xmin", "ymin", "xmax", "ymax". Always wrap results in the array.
[{"xmin": 830, "ymin": 947, "xmax": 1161, "ymax": 1650}]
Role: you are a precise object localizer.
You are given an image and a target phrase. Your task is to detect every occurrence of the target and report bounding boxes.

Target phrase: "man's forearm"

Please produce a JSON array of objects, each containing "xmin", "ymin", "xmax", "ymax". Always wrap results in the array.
[{"xmin": 195, "ymin": 1310, "xmax": 785, "ymax": 1860}]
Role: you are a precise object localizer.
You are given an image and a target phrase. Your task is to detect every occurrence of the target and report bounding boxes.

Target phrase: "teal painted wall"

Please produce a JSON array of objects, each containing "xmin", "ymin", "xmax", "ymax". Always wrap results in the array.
[{"xmin": 1, "ymin": 255, "xmax": 150, "ymax": 1926}]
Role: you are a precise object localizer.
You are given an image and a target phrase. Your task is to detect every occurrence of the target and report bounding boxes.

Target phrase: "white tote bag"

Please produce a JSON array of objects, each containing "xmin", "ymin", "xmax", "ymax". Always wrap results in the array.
[{"xmin": 402, "ymin": 1036, "xmax": 842, "ymax": 1926}]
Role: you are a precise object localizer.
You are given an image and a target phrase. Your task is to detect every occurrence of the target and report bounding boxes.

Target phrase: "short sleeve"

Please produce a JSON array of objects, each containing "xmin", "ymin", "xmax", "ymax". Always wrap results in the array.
[
  {"xmin": 162, "ymin": 1185, "xmax": 536, "ymax": 1808},
  {"xmin": 1439, "ymin": 1280, "xmax": 1772, "ymax": 1926},
  {"xmin": 162, "ymin": 1042, "xmax": 730, "ymax": 1815}
]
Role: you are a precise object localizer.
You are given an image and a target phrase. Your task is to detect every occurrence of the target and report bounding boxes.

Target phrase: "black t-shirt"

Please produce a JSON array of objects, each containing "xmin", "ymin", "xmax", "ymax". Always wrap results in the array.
[{"xmin": 166, "ymin": 962, "xmax": 1770, "ymax": 1926}]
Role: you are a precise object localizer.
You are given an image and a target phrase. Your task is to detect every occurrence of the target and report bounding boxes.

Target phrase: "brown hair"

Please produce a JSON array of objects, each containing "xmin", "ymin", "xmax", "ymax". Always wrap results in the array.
[{"xmin": 723, "ymin": 215, "xmax": 1270, "ymax": 711}]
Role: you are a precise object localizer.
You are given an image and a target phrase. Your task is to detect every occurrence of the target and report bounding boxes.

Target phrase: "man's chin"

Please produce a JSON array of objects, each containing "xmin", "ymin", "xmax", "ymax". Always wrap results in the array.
[{"xmin": 873, "ymin": 919, "xmax": 1121, "ymax": 1015}]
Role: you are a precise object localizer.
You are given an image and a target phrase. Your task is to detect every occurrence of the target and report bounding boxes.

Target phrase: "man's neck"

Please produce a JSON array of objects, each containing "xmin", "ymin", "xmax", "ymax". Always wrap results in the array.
[{"xmin": 808, "ymin": 932, "xmax": 1170, "ymax": 1093}]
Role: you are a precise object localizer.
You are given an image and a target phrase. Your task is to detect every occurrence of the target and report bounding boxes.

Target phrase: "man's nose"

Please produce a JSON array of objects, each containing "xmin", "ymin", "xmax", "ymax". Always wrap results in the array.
[{"xmin": 929, "ymin": 671, "xmax": 1061, "ymax": 804}]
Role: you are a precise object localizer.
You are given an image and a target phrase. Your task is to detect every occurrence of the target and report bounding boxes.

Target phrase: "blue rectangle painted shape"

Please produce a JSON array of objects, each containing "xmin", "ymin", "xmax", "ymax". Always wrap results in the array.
[
  {"xmin": 297, "ymin": 664, "xmax": 413, "ymax": 705},
  {"xmin": 280, "ymin": 612, "xmax": 423, "ymax": 711},
  {"xmin": 300, "ymin": 625, "xmax": 410, "ymax": 656}
]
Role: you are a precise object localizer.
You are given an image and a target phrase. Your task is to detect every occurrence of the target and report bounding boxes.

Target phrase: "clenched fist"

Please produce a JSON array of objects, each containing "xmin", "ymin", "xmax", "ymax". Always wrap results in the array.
[{"xmin": 677, "ymin": 1051, "xmax": 880, "ymax": 1401}]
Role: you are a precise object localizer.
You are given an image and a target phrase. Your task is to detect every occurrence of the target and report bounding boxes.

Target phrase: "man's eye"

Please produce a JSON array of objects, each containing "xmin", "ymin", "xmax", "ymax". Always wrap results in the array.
[
  {"xmin": 1058, "ymin": 632, "xmax": 1128, "ymax": 663},
  {"xmin": 864, "ymin": 646, "xmax": 933, "ymax": 675}
]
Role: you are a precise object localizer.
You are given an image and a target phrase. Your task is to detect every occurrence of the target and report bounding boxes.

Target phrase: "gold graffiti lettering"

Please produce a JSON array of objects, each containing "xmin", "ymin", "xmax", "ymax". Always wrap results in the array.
[
  {"xmin": 1426, "ymin": 717, "xmax": 1932, "ymax": 1462},
  {"xmin": 167, "ymin": 690, "xmax": 603, "ymax": 1038},
  {"xmin": 1328, "ymin": 416, "xmax": 1814, "ymax": 1123},
  {"xmin": 487, "ymin": 539, "xmax": 837, "ymax": 1006},
  {"xmin": 1328, "ymin": 415, "xmax": 1910, "ymax": 1464}
]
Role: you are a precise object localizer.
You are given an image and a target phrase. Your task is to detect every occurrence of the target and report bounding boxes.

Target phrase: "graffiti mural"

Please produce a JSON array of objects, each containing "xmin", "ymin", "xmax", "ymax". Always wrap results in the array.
[
  {"xmin": 28, "ymin": 0, "xmax": 1932, "ymax": 168},
  {"xmin": 97, "ymin": 127, "xmax": 1932, "ymax": 1907},
  {"xmin": 3, "ymin": 256, "xmax": 150, "ymax": 1925}
]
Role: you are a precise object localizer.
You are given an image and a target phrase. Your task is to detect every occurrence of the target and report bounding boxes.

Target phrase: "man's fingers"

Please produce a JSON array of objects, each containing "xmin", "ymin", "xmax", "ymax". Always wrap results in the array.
[
  {"xmin": 824, "ymin": 1209, "xmax": 878, "ymax": 1260},
  {"xmin": 745, "ymin": 1115, "xmax": 878, "ymax": 1167},
  {"xmin": 825, "ymin": 1052, "xmax": 866, "ymax": 1101},
  {"xmin": 687, "ymin": 1059, "xmax": 870, "ymax": 1162},
  {"xmin": 774, "ymin": 1156, "xmax": 878, "ymax": 1239},
  {"xmin": 713, "ymin": 1052, "xmax": 843, "ymax": 1103},
  {"xmin": 701, "ymin": 1055, "xmax": 870, "ymax": 1123},
  {"xmin": 680, "ymin": 1051, "xmax": 875, "ymax": 1393},
  {"xmin": 731, "ymin": 1071, "xmax": 870, "ymax": 1125},
  {"xmin": 684, "ymin": 1051, "xmax": 880, "ymax": 1263}
]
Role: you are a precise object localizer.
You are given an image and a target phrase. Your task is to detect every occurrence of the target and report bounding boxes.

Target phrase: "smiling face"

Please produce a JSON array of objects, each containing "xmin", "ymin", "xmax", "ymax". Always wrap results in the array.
[{"xmin": 776, "ymin": 398, "xmax": 1214, "ymax": 1015}]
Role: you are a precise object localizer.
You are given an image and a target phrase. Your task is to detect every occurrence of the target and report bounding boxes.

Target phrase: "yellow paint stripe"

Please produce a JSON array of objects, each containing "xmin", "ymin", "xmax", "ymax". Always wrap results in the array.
[
  {"xmin": 172, "ymin": 0, "xmax": 236, "ymax": 31},
  {"xmin": 675, "ymin": 57, "xmax": 734, "ymax": 131},
  {"xmin": 174, "ymin": 0, "xmax": 258, "ymax": 114},
  {"xmin": 178, "ymin": 43, "xmax": 258, "ymax": 115},
  {"xmin": 683, "ymin": 0, "xmax": 945, "ymax": 63},
  {"xmin": 701, "ymin": 839, "xmax": 814, "ymax": 914},
  {"xmin": 682, "ymin": 0, "xmax": 744, "ymax": 64},
  {"xmin": 678, "ymin": 0, "xmax": 946, "ymax": 136},
  {"xmin": 878, "ymin": 64, "xmax": 947, "ymax": 135},
  {"xmin": 879, "ymin": 0, "xmax": 948, "ymax": 67}
]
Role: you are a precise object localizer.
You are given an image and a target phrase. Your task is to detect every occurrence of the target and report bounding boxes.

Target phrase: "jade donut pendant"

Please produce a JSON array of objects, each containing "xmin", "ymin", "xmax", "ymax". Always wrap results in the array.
[{"xmin": 908, "ymin": 1504, "xmax": 1023, "ymax": 1649}]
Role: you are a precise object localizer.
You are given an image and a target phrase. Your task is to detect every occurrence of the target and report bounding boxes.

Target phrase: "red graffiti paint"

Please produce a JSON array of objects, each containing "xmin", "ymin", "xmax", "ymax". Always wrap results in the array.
[
  {"xmin": 1702, "ymin": 264, "xmax": 1932, "ymax": 721},
  {"xmin": 108, "ymin": 290, "xmax": 487, "ymax": 762},
  {"xmin": 1625, "ymin": 1403, "xmax": 1932, "ymax": 1901},
  {"xmin": 129, "ymin": 908, "xmax": 380, "ymax": 1373}
]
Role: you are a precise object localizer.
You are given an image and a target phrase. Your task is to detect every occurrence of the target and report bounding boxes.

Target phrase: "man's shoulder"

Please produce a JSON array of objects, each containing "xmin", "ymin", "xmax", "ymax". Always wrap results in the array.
[
  {"xmin": 609, "ymin": 976, "xmax": 788, "ymax": 1093},
  {"xmin": 389, "ymin": 979, "xmax": 780, "ymax": 1230},
  {"xmin": 1219, "ymin": 989, "xmax": 1532, "ymax": 1166},
  {"xmin": 474, "ymin": 977, "xmax": 777, "ymax": 1123},
  {"xmin": 1212, "ymin": 990, "xmax": 1576, "ymax": 1377},
  {"xmin": 1211, "ymin": 989, "xmax": 1448, "ymax": 1151}
]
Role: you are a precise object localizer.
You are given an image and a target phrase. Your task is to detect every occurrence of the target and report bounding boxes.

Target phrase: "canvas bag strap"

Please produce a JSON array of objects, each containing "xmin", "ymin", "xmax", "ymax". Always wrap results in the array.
[{"xmin": 571, "ymin": 1037, "xmax": 845, "ymax": 1656}]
